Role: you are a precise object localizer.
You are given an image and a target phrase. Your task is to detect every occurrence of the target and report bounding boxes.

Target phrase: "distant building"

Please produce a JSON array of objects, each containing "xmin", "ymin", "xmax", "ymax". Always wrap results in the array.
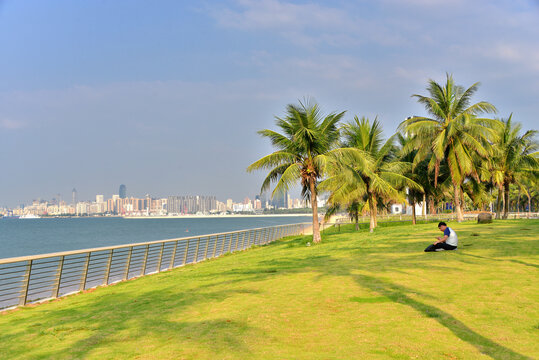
[
  {"xmin": 167, "ymin": 195, "xmax": 217, "ymax": 214},
  {"xmin": 119, "ymin": 184, "xmax": 127, "ymax": 199},
  {"xmin": 272, "ymin": 191, "xmax": 288, "ymax": 209},
  {"xmin": 72, "ymin": 188, "xmax": 77, "ymax": 206}
]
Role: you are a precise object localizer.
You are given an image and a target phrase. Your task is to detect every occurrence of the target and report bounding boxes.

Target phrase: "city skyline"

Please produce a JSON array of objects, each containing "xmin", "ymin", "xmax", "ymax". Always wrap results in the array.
[
  {"xmin": 0, "ymin": 185, "xmax": 313, "ymax": 217},
  {"xmin": 1, "ymin": 1, "xmax": 538, "ymax": 208}
]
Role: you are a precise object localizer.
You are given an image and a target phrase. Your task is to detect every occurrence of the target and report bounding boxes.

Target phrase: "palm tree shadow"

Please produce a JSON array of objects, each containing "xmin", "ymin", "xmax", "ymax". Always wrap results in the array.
[
  {"xmin": 2, "ymin": 287, "xmax": 262, "ymax": 359},
  {"xmin": 458, "ymin": 252, "xmax": 539, "ymax": 269},
  {"xmin": 352, "ymin": 273, "xmax": 533, "ymax": 360}
]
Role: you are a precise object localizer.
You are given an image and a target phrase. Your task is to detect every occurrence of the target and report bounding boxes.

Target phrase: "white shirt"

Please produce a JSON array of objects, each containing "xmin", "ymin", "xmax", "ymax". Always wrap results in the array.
[{"xmin": 445, "ymin": 227, "xmax": 458, "ymax": 247}]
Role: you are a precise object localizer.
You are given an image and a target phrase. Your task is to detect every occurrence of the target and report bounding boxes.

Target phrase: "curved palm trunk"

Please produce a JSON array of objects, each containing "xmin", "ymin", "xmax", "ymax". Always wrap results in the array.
[
  {"xmin": 503, "ymin": 182, "xmax": 510, "ymax": 219},
  {"xmin": 496, "ymin": 188, "xmax": 503, "ymax": 219},
  {"xmin": 309, "ymin": 180, "xmax": 321, "ymax": 243},
  {"xmin": 453, "ymin": 183, "xmax": 464, "ymax": 222}
]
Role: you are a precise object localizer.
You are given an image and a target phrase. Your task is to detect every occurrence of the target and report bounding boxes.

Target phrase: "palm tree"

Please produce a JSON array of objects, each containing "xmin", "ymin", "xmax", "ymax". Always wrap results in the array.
[
  {"xmin": 399, "ymin": 74, "xmax": 497, "ymax": 222},
  {"xmin": 490, "ymin": 115, "xmax": 539, "ymax": 219},
  {"xmin": 324, "ymin": 200, "xmax": 364, "ymax": 231},
  {"xmin": 247, "ymin": 100, "xmax": 345, "ymax": 243},
  {"xmin": 396, "ymin": 133, "xmax": 431, "ymax": 224},
  {"xmin": 322, "ymin": 116, "xmax": 422, "ymax": 232}
]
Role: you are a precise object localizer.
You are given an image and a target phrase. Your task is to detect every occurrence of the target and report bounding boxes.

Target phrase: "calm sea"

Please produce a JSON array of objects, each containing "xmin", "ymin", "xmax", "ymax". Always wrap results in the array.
[{"xmin": 0, "ymin": 216, "xmax": 311, "ymax": 259}]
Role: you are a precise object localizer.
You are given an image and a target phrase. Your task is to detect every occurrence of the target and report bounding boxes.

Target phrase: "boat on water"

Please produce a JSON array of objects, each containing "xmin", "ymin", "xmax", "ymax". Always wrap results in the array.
[{"xmin": 20, "ymin": 214, "xmax": 41, "ymax": 219}]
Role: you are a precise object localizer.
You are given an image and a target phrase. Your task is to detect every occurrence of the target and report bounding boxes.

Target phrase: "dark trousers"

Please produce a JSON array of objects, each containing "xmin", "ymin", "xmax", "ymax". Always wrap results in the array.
[{"xmin": 424, "ymin": 243, "xmax": 457, "ymax": 252}]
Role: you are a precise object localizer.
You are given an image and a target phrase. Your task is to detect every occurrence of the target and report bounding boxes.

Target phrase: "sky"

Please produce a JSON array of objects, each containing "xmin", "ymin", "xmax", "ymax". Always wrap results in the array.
[{"xmin": 1, "ymin": 0, "xmax": 538, "ymax": 207}]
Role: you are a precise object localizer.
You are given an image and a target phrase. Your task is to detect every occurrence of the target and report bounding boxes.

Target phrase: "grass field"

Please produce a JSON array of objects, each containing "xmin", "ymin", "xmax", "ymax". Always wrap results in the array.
[{"xmin": 1, "ymin": 220, "xmax": 537, "ymax": 359}]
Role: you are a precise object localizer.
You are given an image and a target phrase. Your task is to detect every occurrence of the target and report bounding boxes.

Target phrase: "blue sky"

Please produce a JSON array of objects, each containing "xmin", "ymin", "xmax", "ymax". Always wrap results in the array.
[{"xmin": 1, "ymin": 0, "xmax": 538, "ymax": 207}]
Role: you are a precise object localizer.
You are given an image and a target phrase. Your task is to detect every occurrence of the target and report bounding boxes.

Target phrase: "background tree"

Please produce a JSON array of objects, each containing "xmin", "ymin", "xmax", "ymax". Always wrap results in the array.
[
  {"xmin": 399, "ymin": 74, "xmax": 497, "ymax": 222},
  {"xmin": 489, "ymin": 114, "xmax": 539, "ymax": 219},
  {"xmin": 247, "ymin": 100, "xmax": 345, "ymax": 243}
]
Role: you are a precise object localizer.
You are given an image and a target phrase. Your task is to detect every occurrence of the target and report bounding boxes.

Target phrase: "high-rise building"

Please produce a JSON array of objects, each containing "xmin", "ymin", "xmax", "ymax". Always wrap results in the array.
[
  {"xmin": 72, "ymin": 188, "xmax": 77, "ymax": 205},
  {"xmin": 272, "ymin": 191, "xmax": 288, "ymax": 209},
  {"xmin": 96, "ymin": 195, "xmax": 104, "ymax": 203},
  {"xmin": 119, "ymin": 184, "xmax": 127, "ymax": 199},
  {"xmin": 167, "ymin": 195, "xmax": 217, "ymax": 214}
]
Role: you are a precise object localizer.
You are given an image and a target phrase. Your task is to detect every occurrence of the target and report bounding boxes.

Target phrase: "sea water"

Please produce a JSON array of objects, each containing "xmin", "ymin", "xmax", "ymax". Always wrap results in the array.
[{"xmin": 0, "ymin": 216, "xmax": 311, "ymax": 259}]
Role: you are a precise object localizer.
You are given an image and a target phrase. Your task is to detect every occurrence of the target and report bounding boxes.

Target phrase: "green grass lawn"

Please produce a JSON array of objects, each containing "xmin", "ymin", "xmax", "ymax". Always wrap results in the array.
[{"xmin": 1, "ymin": 220, "xmax": 538, "ymax": 359}]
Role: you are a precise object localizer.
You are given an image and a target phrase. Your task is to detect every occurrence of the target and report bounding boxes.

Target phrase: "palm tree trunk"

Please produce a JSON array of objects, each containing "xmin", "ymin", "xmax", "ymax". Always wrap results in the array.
[
  {"xmin": 309, "ymin": 180, "xmax": 321, "ymax": 243},
  {"xmin": 369, "ymin": 195, "xmax": 376, "ymax": 233},
  {"xmin": 496, "ymin": 188, "xmax": 502, "ymax": 219},
  {"xmin": 373, "ymin": 198, "xmax": 378, "ymax": 228},
  {"xmin": 355, "ymin": 211, "xmax": 359, "ymax": 231},
  {"xmin": 527, "ymin": 186, "xmax": 531, "ymax": 219},
  {"xmin": 428, "ymin": 196, "xmax": 435, "ymax": 215},
  {"xmin": 411, "ymin": 199, "xmax": 416, "ymax": 225},
  {"xmin": 423, "ymin": 193, "xmax": 427, "ymax": 221},
  {"xmin": 454, "ymin": 183, "xmax": 464, "ymax": 222},
  {"xmin": 517, "ymin": 189, "xmax": 521, "ymax": 214},
  {"xmin": 503, "ymin": 182, "xmax": 509, "ymax": 220}
]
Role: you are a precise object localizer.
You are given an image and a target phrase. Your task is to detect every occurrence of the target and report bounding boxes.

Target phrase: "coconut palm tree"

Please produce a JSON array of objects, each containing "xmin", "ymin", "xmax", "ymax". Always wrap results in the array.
[
  {"xmin": 322, "ymin": 116, "xmax": 422, "ymax": 232},
  {"xmin": 399, "ymin": 74, "xmax": 497, "ymax": 222},
  {"xmin": 490, "ymin": 115, "xmax": 539, "ymax": 219},
  {"xmin": 247, "ymin": 100, "xmax": 345, "ymax": 243},
  {"xmin": 324, "ymin": 199, "xmax": 364, "ymax": 231}
]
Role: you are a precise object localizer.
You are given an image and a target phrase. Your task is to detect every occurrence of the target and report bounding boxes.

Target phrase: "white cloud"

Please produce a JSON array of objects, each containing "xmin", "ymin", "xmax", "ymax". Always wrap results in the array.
[
  {"xmin": 207, "ymin": 0, "xmax": 407, "ymax": 48},
  {"xmin": 211, "ymin": 0, "xmax": 352, "ymax": 31},
  {"xmin": 491, "ymin": 43, "xmax": 539, "ymax": 72}
]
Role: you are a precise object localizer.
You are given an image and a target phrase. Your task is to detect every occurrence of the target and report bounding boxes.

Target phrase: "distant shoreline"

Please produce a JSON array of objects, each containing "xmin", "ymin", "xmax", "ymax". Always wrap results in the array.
[{"xmin": 122, "ymin": 214, "xmax": 313, "ymax": 219}]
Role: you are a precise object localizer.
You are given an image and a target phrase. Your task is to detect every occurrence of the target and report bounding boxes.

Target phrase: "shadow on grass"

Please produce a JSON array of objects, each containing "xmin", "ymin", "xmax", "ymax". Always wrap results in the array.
[
  {"xmin": 351, "ymin": 273, "xmax": 534, "ymax": 360},
  {"xmin": 458, "ymin": 253, "xmax": 539, "ymax": 269},
  {"xmin": 1, "ymin": 285, "xmax": 262, "ymax": 359}
]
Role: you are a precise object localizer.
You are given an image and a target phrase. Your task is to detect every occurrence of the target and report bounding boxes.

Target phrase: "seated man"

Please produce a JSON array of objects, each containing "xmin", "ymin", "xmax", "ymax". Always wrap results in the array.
[{"xmin": 424, "ymin": 222, "xmax": 458, "ymax": 252}]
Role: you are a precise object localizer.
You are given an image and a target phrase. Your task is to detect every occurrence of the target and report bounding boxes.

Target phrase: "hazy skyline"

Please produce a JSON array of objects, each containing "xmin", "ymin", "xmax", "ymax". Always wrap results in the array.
[{"xmin": 1, "ymin": 0, "xmax": 538, "ymax": 207}]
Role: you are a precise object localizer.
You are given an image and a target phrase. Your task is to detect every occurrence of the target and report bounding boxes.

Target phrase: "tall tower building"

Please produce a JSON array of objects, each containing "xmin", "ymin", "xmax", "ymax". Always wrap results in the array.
[
  {"xmin": 72, "ymin": 188, "xmax": 77, "ymax": 205},
  {"xmin": 119, "ymin": 184, "xmax": 127, "ymax": 199}
]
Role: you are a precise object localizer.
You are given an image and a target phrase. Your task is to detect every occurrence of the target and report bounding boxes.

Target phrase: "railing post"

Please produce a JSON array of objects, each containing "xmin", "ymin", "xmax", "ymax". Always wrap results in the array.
[
  {"xmin": 234, "ymin": 232, "xmax": 240, "ymax": 252},
  {"xmin": 79, "ymin": 253, "xmax": 91, "ymax": 291},
  {"xmin": 157, "ymin": 242, "xmax": 165, "ymax": 272},
  {"xmin": 182, "ymin": 239, "xmax": 190, "ymax": 265},
  {"xmin": 104, "ymin": 249, "xmax": 114, "ymax": 285},
  {"xmin": 253, "ymin": 230, "xmax": 259, "ymax": 246},
  {"xmin": 247, "ymin": 230, "xmax": 252, "ymax": 248},
  {"xmin": 204, "ymin": 237, "xmax": 210, "ymax": 260},
  {"xmin": 241, "ymin": 232, "xmax": 247, "ymax": 250},
  {"xmin": 169, "ymin": 241, "xmax": 178, "ymax": 269},
  {"xmin": 141, "ymin": 244, "xmax": 150, "ymax": 276},
  {"xmin": 220, "ymin": 234, "xmax": 226, "ymax": 255},
  {"xmin": 194, "ymin": 238, "xmax": 201, "ymax": 263},
  {"xmin": 19, "ymin": 260, "xmax": 33, "ymax": 306},
  {"xmin": 123, "ymin": 246, "xmax": 133, "ymax": 280},
  {"xmin": 212, "ymin": 235, "xmax": 218, "ymax": 257},
  {"xmin": 228, "ymin": 234, "xmax": 233, "ymax": 253},
  {"xmin": 52, "ymin": 256, "xmax": 65, "ymax": 298}
]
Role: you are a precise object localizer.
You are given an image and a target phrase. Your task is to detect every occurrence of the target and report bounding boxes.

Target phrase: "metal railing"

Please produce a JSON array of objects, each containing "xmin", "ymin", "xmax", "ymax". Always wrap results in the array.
[{"xmin": 0, "ymin": 222, "xmax": 308, "ymax": 310}]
